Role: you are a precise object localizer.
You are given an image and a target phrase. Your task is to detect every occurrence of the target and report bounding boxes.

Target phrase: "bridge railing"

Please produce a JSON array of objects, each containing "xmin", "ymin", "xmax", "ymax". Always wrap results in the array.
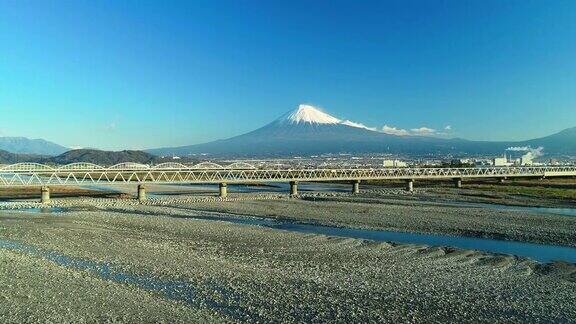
[{"xmin": 1, "ymin": 163, "xmax": 576, "ymax": 186}]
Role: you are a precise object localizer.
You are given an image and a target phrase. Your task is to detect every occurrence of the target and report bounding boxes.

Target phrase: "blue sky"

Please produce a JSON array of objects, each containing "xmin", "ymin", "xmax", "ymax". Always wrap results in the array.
[{"xmin": 1, "ymin": 0, "xmax": 575, "ymax": 150}]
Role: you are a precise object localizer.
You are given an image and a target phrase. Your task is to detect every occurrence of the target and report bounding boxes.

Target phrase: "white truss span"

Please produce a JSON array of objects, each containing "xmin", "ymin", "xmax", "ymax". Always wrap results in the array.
[{"xmin": 0, "ymin": 162, "xmax": 575, "ymax": 187}]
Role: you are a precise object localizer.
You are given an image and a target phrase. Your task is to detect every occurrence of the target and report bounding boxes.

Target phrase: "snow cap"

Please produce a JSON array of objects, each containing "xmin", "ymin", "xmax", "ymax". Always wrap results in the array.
[{"xmin": 281, "ymin": 104, "xmax": 341, "ymax": 125}]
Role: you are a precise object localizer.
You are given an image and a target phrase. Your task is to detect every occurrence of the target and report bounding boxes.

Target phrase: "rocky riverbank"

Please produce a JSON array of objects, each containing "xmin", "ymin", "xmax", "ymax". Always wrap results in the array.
[
  {"xmin": 189, "ymin": 193, "xmax": 576, "ymax": 248},
  {"xmin": 1, "ymin": 205, "xmax": 575, "ymax": 322},
  {"xmin": 2, "ymin": 187, "xmax": 576, "ymax": 247},
  {"xmin": 1, "ymin": 189, "xmax": 576, "ymax": 322}
]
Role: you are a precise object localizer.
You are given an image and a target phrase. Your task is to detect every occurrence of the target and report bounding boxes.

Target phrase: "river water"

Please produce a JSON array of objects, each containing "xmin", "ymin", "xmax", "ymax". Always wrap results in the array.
[
  {"xmin": 172, "ymin": 213, "xmax": 576, "ymax": 263},
  {"xmin": 7, "ymin": 182, "xmax": 576, "ymax": 263},
  {"xmin": 11, "ymin": 204, "xmax": 576, "ymax": 263}
]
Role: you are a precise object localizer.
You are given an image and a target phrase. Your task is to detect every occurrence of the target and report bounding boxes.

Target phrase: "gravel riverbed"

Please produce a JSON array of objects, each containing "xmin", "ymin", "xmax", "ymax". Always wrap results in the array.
[
  {"xmin": 1, "ymin": 191, "xmax": 575, "ymax": 322},
  {"xmin": 189, "ymin": 192, "xmax": 576, "ymax": 247}
]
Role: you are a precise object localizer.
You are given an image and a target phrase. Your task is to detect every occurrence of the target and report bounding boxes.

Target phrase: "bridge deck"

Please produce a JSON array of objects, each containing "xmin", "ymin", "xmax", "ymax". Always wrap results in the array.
[{"xmin": 1, "ymin": 162, "xmax": 575, "ymax": 187}]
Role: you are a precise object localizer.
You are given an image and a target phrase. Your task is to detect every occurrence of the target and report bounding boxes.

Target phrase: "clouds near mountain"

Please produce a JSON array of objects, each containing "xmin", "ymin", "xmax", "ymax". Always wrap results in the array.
[{"xmin": 147, "ymin": 104, "xmax": 576, "ymax": 158}]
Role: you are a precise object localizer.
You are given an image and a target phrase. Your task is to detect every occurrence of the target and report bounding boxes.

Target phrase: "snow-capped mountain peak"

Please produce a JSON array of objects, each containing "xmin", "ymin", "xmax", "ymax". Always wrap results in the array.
[{"xmin": 280, "ymin": 104, "xmax": 342, "ymax": 125}]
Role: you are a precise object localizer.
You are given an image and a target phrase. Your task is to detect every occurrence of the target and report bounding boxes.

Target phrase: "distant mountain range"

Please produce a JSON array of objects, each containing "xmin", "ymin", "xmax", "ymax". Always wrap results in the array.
[
  {"xmin": 523, "ymin": 127, "xmax": 576, "ymax": 155},
  {"xmin": 47, "ymin": 149, "xmax": 160, "ymax": 165},
  {"xmin": 0, "ymin": 137, "xmax": 68, "ymax": 156},
  {"xmin": 0, "ymin": 150, "xmax": 43, "ymax": 164},
  {"xmin": 148, "ymin": 104, "xmax": 576, "ymax": 158},
  {"xmin": 3, "ymin": 105, "xmax": 576, "ymax": 161},
  {"xmin": 0, "ymin": 149, "xmax": 197, "ymax": 166}
]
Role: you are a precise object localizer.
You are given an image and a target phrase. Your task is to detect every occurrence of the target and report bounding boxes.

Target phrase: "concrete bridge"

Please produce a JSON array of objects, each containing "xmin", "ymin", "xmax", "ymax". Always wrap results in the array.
[{"xmin": 1, "ymin": 162, "xmax": 575, "ymax": 203}]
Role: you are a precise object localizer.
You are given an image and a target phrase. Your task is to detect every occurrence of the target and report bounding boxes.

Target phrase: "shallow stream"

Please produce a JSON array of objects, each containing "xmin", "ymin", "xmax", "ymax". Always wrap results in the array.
[{"xmin": 11, "ymin": 205, "xmax": 576, "ymax": 263}]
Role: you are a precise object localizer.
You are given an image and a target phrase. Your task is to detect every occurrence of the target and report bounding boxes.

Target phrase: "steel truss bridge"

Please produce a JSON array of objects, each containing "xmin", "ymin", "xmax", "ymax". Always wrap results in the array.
[{"xmin": 1, "ymin": 162, "xmax": 576, "ymax": 187}]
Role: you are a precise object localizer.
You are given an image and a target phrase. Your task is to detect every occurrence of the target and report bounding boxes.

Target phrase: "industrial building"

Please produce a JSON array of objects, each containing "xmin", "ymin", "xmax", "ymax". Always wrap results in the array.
[{"xmin": 383, "ymin": 160, "xmax": 407, "ymax": 167}]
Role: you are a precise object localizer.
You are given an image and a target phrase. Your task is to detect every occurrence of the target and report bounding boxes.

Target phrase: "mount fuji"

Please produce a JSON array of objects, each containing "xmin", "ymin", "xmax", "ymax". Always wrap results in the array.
[
  {"xmin": 148, "ymin": 104, "xmax": 576, "ymax": 158},
  {"xmin": 149, "ymin": 104, "xmax": 466, "ymax": 157}
]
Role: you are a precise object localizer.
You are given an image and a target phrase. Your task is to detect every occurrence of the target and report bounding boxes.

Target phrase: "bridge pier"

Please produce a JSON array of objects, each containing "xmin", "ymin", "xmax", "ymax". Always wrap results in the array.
[
  {"xmin": 290, "ymin": 181, "xmax": 298, "ymax": 196},
  {"xmin": 454, "ymin": 178, "xmax": 462, "ymax": 188},
  {"xmin": 352, "ymin": 180, "xmax": 360, "ymax": 194},
  {"xmin": 41, "ymin": 186, "xmax": 50, "ymax": 204},
  {"xmin": 406, "ymin": 179, "xmax": 414, "ymax": 192},
  {"xmin": 137, "ymin": 184, "xmax": 146, "ymax": 202},
  {"xmin": 219, "ymin": 183, "xmax": 228, "ymax": 198}
]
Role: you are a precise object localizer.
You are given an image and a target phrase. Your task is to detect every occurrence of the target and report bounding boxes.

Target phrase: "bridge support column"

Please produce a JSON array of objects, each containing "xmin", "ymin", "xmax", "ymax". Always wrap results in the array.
[
  {"xmin": 41, "ymin": 186, "xmax": 50, "ymax": 204},
  {"xmin": 406, "ymin": 179, "xmax": 414, "ymax": 192},
  {"xmin": 219, "ymin": 183, "xmax": 228, "ymax": 198},
  {"xmin": 137, "ymin": 184, "xmax": 146, "ymax": 202},
  {"xmin": 290, "ymin": 181, "xmax": 298, "ymax": 196},
  {"xmin": 454, "ymin": 178, "xmax": 462, "ymax": 188},
  {"xmin": 352, "ymin": 180, "xmax": 360, "ymax": 194}
]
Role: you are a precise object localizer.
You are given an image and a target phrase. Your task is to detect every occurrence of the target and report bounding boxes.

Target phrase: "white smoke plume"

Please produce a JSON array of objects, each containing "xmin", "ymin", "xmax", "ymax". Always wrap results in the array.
[
  {"xmin": 506, "ymin": 146, "xmax": 531, "ymax": 151},
  {"xmin": 506, "ymin": 146, "xmax": 544, "ymax": 160}
]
